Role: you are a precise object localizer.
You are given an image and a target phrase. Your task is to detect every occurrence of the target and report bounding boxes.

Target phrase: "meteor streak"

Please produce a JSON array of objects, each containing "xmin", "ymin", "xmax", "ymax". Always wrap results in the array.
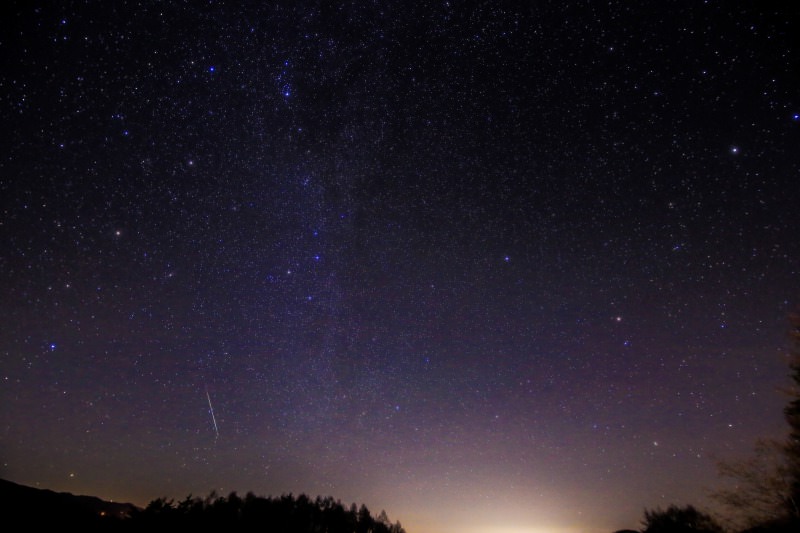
[{"xmin": 205, "ymin": 387, "xmax": 219, "ymax": 439}]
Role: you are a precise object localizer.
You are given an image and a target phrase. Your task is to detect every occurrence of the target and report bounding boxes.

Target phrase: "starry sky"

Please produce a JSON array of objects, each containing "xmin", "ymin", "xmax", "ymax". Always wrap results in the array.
[{"xmin": 2, "ymin": 2, "xmax": 799, "ymax": 533}]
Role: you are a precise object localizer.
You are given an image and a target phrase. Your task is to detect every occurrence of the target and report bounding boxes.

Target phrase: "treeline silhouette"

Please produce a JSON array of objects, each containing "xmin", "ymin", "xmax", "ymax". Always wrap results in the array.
[
  {"xmin": 0, "ymin": 478, "xmax": 405, "ymax": 533},
  {"xmin": 130, "ymin": 491, "xmax": 405, "ymax": 533}
]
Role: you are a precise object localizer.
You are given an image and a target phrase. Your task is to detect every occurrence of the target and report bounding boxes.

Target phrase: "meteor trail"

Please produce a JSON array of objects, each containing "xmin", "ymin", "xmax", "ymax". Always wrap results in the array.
[{"xmin": 205, "ymin": 387, "xmax": 219, "ymax": 439}]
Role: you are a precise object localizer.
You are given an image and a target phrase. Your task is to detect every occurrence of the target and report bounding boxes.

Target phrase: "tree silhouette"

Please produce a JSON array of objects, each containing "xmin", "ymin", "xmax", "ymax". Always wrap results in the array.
[
  {"xmin": 710, "ymin": 313, "xmax": 800, "ymax": 530},
  {"xmin": 126, "ymin": 491, "xmax": 406, "ymax": 533},
  {"xmin": 711, "ymin": 439, "xmax": 792, "ymax": 530},
  {"xmin": 641, "ymin": 505, "xmax": 724, "ymax": 533},
  {"xmin": 782, "ymin": 312, "xmax": 800, "ymax": 519}
]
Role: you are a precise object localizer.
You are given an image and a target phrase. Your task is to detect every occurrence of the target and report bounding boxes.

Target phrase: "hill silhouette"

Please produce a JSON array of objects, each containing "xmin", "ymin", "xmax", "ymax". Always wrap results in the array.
[{"xmin": 0, "ymin": 477, "xmax": 139, "ymax": 528}]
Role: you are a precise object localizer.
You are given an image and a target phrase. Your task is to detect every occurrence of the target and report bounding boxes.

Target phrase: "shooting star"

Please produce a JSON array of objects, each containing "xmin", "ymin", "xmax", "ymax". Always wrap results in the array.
[{"xmin": 205, "ymin": 386, "xmax": 219, "ymax": 439}]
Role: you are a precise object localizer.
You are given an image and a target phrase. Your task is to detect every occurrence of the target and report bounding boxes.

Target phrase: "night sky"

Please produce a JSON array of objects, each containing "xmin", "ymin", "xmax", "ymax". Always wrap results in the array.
[{"xmin": 2, "ymin": 2, "xmax": 799, "ymax": 533}]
